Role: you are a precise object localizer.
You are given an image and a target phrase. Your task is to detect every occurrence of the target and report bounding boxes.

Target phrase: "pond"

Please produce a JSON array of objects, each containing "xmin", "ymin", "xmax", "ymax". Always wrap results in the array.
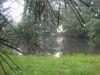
[{"xmin": 45, "ymin": 35, "xmax": 100, "ymax": 57}]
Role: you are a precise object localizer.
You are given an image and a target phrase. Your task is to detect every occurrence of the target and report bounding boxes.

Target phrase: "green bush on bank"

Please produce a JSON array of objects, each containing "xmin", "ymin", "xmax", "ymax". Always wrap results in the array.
[{"xmin": 86, "ymin": 19, "xmax": 100, "ymax": 39}]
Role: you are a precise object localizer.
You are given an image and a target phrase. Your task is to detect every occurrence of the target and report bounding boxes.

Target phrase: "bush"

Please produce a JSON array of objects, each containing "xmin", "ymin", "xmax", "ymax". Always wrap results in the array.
[
  {"xmin": 0, "ymin": 47, "xmax": 15, "ymax": 55},
  {"xmin": 86, "ymin": 18, "xmax": 100, "ymax": 45}
]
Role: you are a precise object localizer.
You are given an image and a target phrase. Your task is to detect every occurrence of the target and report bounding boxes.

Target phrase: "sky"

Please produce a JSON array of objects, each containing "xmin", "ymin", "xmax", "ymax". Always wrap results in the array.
[
  {"xmin": 2, "ymin": 0, "xmax": 64, "ymax": 22},
  {"xmin": 3, "ymin": 0, "xmax": 24, "ymax": 22}
]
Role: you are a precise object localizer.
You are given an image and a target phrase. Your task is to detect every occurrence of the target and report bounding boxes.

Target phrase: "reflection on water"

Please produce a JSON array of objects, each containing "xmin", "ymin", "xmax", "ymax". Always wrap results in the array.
[
  {"xmin": 57, "ymin": 37, "xmax": 63, "ymax": 44},
  {"xmin": 63, "ymin": 38, "xmax": 100, "ymax": 55},
  {"xmin": 48, "ymin": 51, "xmax": 62, "ymax": 58},
  {"xmin": 54, "ymin": 51, "xmax": 62, "ymax": 58},
  {"xmin": 46, "ymin": 35, "xmax": 100, "ymax": 57}
]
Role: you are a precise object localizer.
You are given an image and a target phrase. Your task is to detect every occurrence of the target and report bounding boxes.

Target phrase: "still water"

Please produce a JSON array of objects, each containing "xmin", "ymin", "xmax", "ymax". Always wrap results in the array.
[{"xmin": 45, "ymin": 35, "xmax": 100, "ymax": 57}]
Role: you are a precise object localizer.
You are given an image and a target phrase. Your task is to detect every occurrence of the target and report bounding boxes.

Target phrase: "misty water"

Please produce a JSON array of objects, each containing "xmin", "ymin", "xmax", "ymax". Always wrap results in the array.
[{"xmin": 45, "ymin": 35, "xmax": 100, "ymax": 57}]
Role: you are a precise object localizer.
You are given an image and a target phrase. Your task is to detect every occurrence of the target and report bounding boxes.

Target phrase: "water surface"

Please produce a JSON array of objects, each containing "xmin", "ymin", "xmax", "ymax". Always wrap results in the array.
[{"xmin": 45, "ymin": 35, "xmax": 100, "ymax": 56}]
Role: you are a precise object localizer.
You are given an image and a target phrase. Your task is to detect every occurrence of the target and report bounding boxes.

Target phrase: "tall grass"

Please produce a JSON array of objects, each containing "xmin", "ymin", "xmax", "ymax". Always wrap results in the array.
[{"xmin": 0, "ymin": 54, "xmax": 100, "ymax": 75}]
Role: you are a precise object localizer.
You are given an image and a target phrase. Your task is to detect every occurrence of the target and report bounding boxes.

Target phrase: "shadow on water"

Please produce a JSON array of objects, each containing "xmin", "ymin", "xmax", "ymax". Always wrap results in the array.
[
  {"xmin": 63, "ymin": 38, "xmax": 100, "ymax": 55},
  {"xmin": 45, "ymin": 35, "xmax": 100, "ymax": 56}
]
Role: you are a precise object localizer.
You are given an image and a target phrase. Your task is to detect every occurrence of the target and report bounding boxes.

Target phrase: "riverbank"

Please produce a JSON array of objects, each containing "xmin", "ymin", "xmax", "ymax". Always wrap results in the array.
[{"xmin": 0, "ymin": 54, "xmax": 100, "ymax": 75}]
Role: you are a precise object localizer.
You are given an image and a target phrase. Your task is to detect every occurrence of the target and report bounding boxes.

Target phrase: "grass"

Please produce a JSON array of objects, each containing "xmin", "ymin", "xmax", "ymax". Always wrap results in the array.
[{"xmin": 0, "ymin": 54, "xmax": 100, "ymax": 75}]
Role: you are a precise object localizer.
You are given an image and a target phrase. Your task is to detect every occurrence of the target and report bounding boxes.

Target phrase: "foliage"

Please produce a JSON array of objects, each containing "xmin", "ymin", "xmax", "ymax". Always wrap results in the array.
[
  {"xmin": 0, "ymin": 47, "xmax": 14, "ymax": 55},
  {"xmin": 61, "ymin": 5, "xmax": 89, "ymax": 38},
  {"xmin": 86, "ymin": 18, "xmax": 100, "ymax": 46},
  {"xmin": 15, "ymin": 17, "xmax": 41, "ymax": 54},
  {"xmin": 86, "ymin": 19, "xmax": 100, "ymax": 48}
]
